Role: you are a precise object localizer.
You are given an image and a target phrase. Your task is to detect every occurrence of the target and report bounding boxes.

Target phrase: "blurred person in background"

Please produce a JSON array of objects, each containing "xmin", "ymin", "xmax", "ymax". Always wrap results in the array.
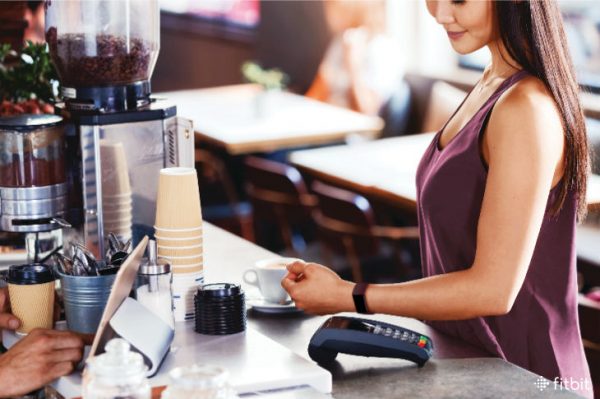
[
  {"xmin": 23, "ymin": 1, "xmax": 45, "ymax": 44},
  {"xmin": 306, "ymin": 0, "xmax": 403, "ymax": 116}
]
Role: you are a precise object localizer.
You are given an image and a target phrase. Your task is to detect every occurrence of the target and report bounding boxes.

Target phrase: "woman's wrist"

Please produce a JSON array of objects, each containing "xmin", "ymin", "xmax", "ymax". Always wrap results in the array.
[{"xmin": 337, "ymin": 280, "xmax": 357, "ymax": 313}]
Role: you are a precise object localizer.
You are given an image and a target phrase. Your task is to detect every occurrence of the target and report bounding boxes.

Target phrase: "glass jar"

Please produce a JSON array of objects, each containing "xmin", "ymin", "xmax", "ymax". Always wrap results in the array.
[
  {"xmin": 136, "ymin": 239, "xmax": 174, "ymax": 329},
  {"xmin": 83, "ymin": 338, "xmax": 151, "ymax": 399},
  {"xmin": 0, "ymin": 115, "xmax": 65, "ymax": 188},
  {"xmin": 161, "ymin": 365, "xmax": 238, "ymax": 399},
  {"xmin": 45, "ymin": 0, "xmax": 160, "ymax": 88}
]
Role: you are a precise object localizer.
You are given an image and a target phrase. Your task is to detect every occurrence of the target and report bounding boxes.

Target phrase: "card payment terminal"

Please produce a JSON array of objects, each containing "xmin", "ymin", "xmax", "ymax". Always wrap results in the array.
[{"xmin": 308, "ymin": 316, "xmax": 433, "ymax": 367}]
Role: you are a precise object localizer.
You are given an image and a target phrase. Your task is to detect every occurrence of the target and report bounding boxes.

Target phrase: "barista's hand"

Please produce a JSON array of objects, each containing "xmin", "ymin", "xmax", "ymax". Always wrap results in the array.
[
  {"xmin": 0, "ymin": 287, "xmax": 20, "ymax": 331},
  {"xmin": 281, "ymin": 262, "xmax": 355, "ymax": 315},
  {"xmin": 0, "ymin": 328, "xmax": 83, "ymax": 398}
]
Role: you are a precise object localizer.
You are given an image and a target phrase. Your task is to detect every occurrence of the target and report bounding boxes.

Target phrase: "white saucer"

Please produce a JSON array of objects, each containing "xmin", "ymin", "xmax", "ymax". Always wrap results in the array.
[{"xmin": 247, "ymin": 298, "xmax": 303, "ymax": 314}]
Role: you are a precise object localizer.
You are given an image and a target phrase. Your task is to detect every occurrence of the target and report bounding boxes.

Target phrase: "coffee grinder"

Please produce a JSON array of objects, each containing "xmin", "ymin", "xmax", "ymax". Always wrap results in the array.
[
  {"xmin": 0, "ymin": 114, "xmax": 70, "ymax": 262},
  {"xmin": 43, "ymin": 0, "xmax": 194, "ymax": 257}
]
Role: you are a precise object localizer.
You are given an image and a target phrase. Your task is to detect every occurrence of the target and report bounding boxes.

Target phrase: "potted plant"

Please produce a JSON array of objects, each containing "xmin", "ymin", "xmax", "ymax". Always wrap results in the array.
[
  {"xmin": 0, "ymin": 41, "xmax": 59, "ymax": 116},
  {"xmin": 241, "ymin": 61, "xmax": 289, "ymax": 118}
]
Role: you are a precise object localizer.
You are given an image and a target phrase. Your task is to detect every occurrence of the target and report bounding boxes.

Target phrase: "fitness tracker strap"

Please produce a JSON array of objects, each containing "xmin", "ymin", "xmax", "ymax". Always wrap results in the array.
[{"xmin": 352, "ymin": 282, "xmax": 371, "ymax": 314}]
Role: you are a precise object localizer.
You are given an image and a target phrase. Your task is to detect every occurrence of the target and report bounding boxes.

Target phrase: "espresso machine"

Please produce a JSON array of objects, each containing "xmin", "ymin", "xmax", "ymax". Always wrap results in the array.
[{"xmin": 1, "ymin": 0, "xmax": 194, "ymax": 258}]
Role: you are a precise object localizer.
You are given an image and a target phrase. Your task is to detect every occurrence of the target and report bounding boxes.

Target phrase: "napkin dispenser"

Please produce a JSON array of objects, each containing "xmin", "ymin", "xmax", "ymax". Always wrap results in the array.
[
  {"xmin": 88, "ymin": 237, "xmax": 174, "ymax": 377},
  {"xmin": 108, "ymin": 296, "xmax": 174, "ymax": 376}
]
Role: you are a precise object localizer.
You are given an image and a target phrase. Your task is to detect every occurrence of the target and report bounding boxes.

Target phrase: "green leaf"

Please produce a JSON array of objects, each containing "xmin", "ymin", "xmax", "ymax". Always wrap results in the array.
[{"xmin": 0, "ymin": 41, "xmax": 60, "ymax": 103}]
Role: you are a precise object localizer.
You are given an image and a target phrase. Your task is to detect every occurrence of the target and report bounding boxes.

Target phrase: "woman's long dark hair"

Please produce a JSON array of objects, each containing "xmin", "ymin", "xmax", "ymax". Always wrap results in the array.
[{"xmin": 495, "ymin": 0, "xmax": 589, "ymax": 220}]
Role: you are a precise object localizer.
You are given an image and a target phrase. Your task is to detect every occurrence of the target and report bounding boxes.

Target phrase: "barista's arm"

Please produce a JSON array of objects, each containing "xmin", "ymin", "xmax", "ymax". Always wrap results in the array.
[{"xmin": 0, "ymin": 329, "xmax": 84, "ymax": 398}]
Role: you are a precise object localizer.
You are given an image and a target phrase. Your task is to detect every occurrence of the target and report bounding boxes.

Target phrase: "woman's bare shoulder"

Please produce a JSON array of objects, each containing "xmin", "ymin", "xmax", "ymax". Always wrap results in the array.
[
  {"xmin": 498, "ymin": 75, "xmax": 555, "ymax": 110},
  {"xmin": 488, "ymin": 75, "xmax": 563, "ymax": 151},
  {"xmin": 496, "ymin": 75, "xmax": 561, "ymax": 125}
]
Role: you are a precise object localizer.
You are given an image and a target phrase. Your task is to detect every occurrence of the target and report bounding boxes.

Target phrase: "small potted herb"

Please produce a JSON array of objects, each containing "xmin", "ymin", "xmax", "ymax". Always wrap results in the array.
[
  {"xmin": 0, "ymin": 41, "xmax": 59, "ymax": 116},
  {"xmin": 241, "ymin": 61, "xmax": 289, "ymax": 118}
]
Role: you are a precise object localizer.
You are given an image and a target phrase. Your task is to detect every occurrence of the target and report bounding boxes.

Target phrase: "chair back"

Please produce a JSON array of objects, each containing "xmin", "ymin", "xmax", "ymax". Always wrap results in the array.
[
  {"xmin": 311, "ymin": 181, "xmax": 380, "ymax": 260},
  {"xmin": 244, "ymin": 156, "xmax": 315, "ymax": 218},
  {"xmin": 244, "ymin": 156, "xmax": 316, "ymax": 252},
  {"xmin": 195, "ymin": 149, "xmax": 253, "ymax": 240},
  {"xmin": 195, "ymin": 149, "xmax": 241, "ymax": 206}
]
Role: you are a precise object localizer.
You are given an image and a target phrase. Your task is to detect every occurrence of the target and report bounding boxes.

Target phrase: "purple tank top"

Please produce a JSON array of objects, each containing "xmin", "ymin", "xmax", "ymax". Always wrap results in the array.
[{"xmin": 416, "ymin": 70, "xmax": 592, "ymax": 397}]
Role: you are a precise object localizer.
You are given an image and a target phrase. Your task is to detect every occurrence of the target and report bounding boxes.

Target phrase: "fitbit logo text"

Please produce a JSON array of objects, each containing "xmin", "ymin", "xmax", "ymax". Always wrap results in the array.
[
  {"xmin": 534, "ymin": 376, "xmax": 592, "ymax": 393},
  {"xmin": 553, "ymin": 376, "xmax": 592, "ymax": 392}
]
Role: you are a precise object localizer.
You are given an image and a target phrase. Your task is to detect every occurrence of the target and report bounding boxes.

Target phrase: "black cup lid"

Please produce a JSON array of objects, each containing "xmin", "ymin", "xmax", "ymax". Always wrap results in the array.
[
  {"xmin": 8, "ymin": 264, "xmax": 54, "ymax": 285},
  {"xmin": 196, "ymin": 283, "xmax": 242, "ymax": 298}
]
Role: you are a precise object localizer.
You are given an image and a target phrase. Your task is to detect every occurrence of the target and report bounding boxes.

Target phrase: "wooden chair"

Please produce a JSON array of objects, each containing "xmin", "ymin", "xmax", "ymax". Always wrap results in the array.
[
  {"xmin": 195, "ymin": 149, "xmax": 254, "ymax": 241},
  {"xmin": 244, "ymin": 156, "xmax": 317, "ymax": 255},
  {"xmin": 311, "ymin": 181, "xmax": 419, "ymax": 283}
]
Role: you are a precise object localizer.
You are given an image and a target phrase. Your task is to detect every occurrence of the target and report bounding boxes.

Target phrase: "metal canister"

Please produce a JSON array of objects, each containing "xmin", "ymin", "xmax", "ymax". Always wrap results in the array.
[{"xmin": 57, "ymin": 269, "xmax": 116, "ymax": 334}]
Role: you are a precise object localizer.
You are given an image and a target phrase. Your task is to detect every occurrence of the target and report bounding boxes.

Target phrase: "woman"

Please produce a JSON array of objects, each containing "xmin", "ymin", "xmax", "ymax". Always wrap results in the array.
[
  {"xmin": 282, "ymin": 1, "xmax": 592, "ymax": 397},
  {"xmin": 306, "ymin": 0, "xmax": 403, "ymax": 116}
]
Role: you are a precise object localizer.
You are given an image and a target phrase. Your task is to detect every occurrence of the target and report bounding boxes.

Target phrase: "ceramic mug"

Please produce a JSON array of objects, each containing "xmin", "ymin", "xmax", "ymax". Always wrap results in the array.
[{"xmin": 243, "ymin": 257, "xmax": 301, "ymax": 304}]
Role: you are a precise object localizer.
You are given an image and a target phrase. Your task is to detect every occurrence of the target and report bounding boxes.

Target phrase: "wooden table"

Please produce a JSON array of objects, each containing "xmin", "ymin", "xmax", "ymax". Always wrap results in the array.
[
  {"xmin": 157, "ymin": 84, "xmax": 384, "ymax": 155},
  {"xmin": 290, "ymin": 133, "xmax": 600, "ymax": 211}
]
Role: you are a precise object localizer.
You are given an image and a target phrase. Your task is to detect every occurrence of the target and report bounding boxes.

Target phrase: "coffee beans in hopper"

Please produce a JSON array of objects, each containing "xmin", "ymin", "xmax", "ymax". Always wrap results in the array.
[{"xmin": 46, "ymin": 27, "xmax": 152, "ymax": 87}]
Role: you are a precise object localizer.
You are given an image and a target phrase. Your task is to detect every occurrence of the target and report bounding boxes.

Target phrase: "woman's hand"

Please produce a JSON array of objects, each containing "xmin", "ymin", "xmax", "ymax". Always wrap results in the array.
[{"xmin": 281, "ymin": 261, "xmax": 355, "ymax": 315}]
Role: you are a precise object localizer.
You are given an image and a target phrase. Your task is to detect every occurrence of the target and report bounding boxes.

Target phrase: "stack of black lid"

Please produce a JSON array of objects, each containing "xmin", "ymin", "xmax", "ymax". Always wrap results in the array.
[{"xmin": 194, "ymin": 283, "xmax": 246, "ymax": 335}]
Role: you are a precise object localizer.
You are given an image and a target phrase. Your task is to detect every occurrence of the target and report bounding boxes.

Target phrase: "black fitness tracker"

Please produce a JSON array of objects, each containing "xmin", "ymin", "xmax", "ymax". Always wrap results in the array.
[{"xmin": 352, "ymin": 282, "xmax": 371, "ymax": 314}]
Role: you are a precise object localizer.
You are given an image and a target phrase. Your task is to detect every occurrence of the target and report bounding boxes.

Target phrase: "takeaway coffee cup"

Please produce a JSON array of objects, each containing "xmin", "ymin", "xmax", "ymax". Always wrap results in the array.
[
  {"xmin": 243, "ymin": 258, "xmax": 300, "ymax": 304},
  {"xmin": 7, "ymin": 264, "xmax": 55, "ymax": 334}
]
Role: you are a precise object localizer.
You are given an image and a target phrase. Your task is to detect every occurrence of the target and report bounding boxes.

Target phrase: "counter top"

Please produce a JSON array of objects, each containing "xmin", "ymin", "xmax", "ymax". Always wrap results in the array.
[{"xmin": 202, "ymin": 223, "xmax": 583, "ymax": 398}]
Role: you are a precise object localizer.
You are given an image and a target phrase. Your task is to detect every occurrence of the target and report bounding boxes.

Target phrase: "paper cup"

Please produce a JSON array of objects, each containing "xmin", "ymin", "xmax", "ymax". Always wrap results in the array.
[
  {"xmin": 158, "ymin": 245, "xmax": 203, "ymax": 257},
  {"xmin": 100, "ymin": 141, "xmax": 131, "ymax": 196},
  {"xmin": 102, "ymin": 197, "xmax": 133, "ymax": 207},
  {"xmin": 7, "ymin": 264, "xmax": 55, "ymax": 334},
  {"xmin": 102, "ymin": 192, "xmax": 132, "ymax": 200},
  {"xmin": 104, "ymin": 222, "xmax": 132, "ymax": 232},
  {"xmin": 103, "ymin": 207, "xmax": 132, "ymax": 220},
  {"xmin": 166, "ymin": 255, "xmax": 203, "ymax": 265},
  {"xmin": 154, "ymin": 226, "xmax": 203, "ymax": 239},
  {"xmin": 172, "ymin": 272, "xmax": 204, "ymax": 281},
  {"xmin": 155, "ymin": 168, "xmax": 202, "ymax": 229},
  {"xmin": 172, "ymin": 277, "xmax": 204, "ymax": 285},
  {"xmin": 155, "ymin": 226, "xmax": 202, "ymax": 233},
  {"xmin": 156, "ymin": 235, "xmax": 203, "ymax": 247},
  {"xmin": 104, "ymin": 216, "xmax": 132, "ymax": 225},
  {"xmin": 172, "ymin": 266, "xmax": 204, "ymax": 274}
]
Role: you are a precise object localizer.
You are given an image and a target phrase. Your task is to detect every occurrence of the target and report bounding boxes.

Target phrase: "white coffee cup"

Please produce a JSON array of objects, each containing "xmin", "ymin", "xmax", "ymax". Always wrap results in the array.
[{"xmin": 243, "ymin": 257, "xmax": 301, "ymax": 304}]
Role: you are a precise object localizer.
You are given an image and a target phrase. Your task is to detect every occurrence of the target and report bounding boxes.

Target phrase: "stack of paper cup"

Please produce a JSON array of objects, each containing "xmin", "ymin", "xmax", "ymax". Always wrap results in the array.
[
  {"xmin": 100, "ymin": 140, "xmax": 132, "ymax": 240},
  {"xmin": 154, "ymin": 167, "xmax": 204, "ymax": 321},
  {"xmin": 171, "ymin": 271, "xmax": 204, "ymax": 321}
]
